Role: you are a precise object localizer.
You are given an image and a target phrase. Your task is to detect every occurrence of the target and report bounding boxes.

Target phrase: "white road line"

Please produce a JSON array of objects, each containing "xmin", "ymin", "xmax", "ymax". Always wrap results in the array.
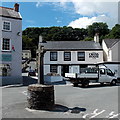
[{"xmin": 22, "ymin": 91, "xmax": 27, "ymax": 96}]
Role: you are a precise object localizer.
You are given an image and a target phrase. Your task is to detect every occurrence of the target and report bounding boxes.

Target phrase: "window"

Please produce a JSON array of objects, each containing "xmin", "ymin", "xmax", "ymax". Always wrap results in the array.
[
  {"xmin": 78, "ymin": 52, "xmax": 85, "ymax": 61},
  {"xmin": 100, "ymin": 68, "xmax": 105, "ymax": 75},
  {"xmin": 107, "ymin": 69, "xmax": 114, "ymax": 76},
  {"xmin": 50, "ymin": 65, "xmax": 57, "ymax": 73},
  {"xmin": 0, "ymin": 64, "xmax": 11, "ymax": 76},
  {"xmin": 3, "ymin": 21, "xmax": 11, "ymax": 31},
  {"xmin": 2, "ymin": 38, "xmax": 11, "ymax": 51},
  {"xmin": 64, "ymin": 52, "xmax": 71, "ymax": 61},
  {"xmin": 50, "ymin": 52, "xmax": 57, "ymax": 61}
]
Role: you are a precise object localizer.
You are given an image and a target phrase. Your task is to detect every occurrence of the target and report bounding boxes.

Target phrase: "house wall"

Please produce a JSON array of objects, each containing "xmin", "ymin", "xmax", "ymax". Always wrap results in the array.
[
  {"xmin": 111, "ymin": 41, "xmax": 120, "ymax": 62},
  {"xmin": 44, "ymin": 50, "xmax": 103, "ymax": 76},
  {"xmin": 102, "ymin": 40, "xmax": 109, "ymax": 61},
  {"xmin": 0, "ymin": 16, "xmax": 22, "ymax": 85},
  {"xmin": 44, "ymin": 51, "xmax": 103, "ymax": 65},
  {"xmin": 22, "ymin": 50, "xmax": 31, "ymax": 59},
  {"xmin": 103, "ymin": 40, "xmax": 120, "ymax": 62}
]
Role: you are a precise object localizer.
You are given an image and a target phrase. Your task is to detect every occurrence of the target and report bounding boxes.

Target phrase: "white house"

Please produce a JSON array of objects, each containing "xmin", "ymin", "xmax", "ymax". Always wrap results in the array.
[
  {"xmin": 102, "ymin": 39, "xmax": 120, "ymax": 62},
  {"xmin": 0, "ymin": 3, "xmax": 22, "ymax": 85},
  {"xmin": 42, "ymin": 40, "xmax": 103, "ymax": 77},
  {"xmin": 22, "ymin": 50, "xmax": 31, "ymax": 60}
]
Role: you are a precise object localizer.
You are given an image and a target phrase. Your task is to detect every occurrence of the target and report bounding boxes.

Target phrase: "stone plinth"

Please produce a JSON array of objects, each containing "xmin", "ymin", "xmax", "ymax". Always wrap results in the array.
[{"xmin": 27, "ymin": 84, "xmax": 54, "ymax": 110}]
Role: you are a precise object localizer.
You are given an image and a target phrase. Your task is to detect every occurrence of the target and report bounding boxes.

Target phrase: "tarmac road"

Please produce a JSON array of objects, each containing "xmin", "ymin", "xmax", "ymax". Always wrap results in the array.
[{"xmin": 2, "ymin": 83, "xmax": 120, "ymax": 119}]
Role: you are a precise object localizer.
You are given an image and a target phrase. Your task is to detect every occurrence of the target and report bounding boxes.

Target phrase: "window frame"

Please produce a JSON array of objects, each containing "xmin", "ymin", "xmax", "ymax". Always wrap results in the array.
[
  {"xmin": 64, "ymin": 52, "xmax": 71, "ymax": 61},
  {"xmin": 2, "ymin": 21, "xmax": 11, "ymax": 31},
  {"xmin": 50, "ymin": 51, "xmax": 57, "ymax": 61},
  {"xmin": 78, "ymin": 52, "xmax": 85, "ymax": 61},
  {"xmin": 0, "ymin": 64, "xmax": 11, "ymax": 76},
  {"xmin": 1, "ymin": 38, "xmax": 11, "ymax": 51},
  {"xmin": 50, "ymin": 65, "xmax": 57, "ymax": 73}
]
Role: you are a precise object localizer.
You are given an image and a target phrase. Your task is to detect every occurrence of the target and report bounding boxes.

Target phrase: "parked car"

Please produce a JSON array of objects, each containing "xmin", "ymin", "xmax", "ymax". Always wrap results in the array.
[{"xmin": 28, "ymin": 70, "xmax": 36, "ymax": 76}]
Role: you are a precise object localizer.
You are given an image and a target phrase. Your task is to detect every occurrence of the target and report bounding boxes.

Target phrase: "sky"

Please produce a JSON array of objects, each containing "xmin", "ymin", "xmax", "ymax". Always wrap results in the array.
[{"xmin": 1, "ymin": 1, "xmax": 119, "ymax": 30}]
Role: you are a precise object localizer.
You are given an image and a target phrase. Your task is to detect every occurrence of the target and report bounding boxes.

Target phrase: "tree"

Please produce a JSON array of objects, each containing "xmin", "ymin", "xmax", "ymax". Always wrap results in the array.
[
  {"xmin": 87, "ymin": 22, "xmax": 109, "ymax": 43},
  {"xmin": 105, "ymin": 24, "xmax": 120, "ymax": 39}
]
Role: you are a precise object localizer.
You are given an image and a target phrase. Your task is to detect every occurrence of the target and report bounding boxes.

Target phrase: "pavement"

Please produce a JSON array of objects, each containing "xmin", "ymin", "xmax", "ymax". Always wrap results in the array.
[{"xmin": 1, "ymin": 79, "xmax": 120, "ymax": 119}]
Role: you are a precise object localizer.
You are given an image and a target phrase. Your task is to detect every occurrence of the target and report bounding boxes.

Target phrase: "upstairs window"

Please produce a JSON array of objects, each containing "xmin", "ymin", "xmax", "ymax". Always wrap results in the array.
[
  {"xmin": 64, "ymin": 52, "xmax": 71, "ymax": 61},
  {"xmin": 78, "ymin": 52, "xmax": 85, "ymax": 61},
  {"xmin": 50, "ymin": 52, "xmax": 57, "ymax": 61},
  {"xmin": 2, "ymin": 38, "xmax": 11, "ymax": 51},
  {"xmin": 3, "ymin": 21, "xmax": 11, "ymax": 31}
]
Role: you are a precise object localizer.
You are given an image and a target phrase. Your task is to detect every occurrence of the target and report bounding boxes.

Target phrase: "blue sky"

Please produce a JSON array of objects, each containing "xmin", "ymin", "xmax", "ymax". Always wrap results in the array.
[{"xmin": 2, "ymin": 2, "xmax": 119, "ymax": 30}]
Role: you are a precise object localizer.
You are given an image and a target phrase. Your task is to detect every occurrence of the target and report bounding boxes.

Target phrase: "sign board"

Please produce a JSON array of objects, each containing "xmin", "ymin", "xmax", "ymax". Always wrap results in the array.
[{"xmin": 0, "ymin": 54, "xmax": 12, "ymax": 61}]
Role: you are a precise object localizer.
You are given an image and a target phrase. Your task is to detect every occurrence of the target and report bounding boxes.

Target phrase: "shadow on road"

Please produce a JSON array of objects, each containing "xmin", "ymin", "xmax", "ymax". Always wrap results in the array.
[{"xmin": 51, "ymin": 104, "xmax": 86, "ymax": 114}]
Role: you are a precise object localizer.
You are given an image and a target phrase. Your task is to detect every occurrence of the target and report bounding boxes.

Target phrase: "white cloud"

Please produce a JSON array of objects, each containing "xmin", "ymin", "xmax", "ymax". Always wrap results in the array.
[
  {"xmin": 68, "ymin": 14, "xmax": 115, "ymax": 29},
  {"xmin": 58, "ymin": 1, "xmax": 118, "ymax": 28}
]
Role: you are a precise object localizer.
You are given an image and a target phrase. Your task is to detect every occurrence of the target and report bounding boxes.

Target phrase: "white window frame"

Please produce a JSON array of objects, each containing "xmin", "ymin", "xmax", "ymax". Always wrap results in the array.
[
  {"xmin": 2, "ymin": 21, "xmax": 11, "ymax": 31},
  {"xmin": 1, "ymin": 38, "xmax": 11, "ymax": 51}
]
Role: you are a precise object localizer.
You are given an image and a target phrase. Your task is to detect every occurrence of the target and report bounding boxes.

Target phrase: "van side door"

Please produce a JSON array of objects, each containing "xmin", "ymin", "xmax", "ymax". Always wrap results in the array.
[{"xmin": 99, "ymin": 68, "xmax": 107, "ymax": 83}]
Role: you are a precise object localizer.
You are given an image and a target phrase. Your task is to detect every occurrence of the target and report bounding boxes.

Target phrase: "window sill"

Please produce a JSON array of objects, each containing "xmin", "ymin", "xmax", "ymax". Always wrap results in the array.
[
  {"xmin": 1, "ymin": 50, "xmax": 12, "ymax": 53},
  {"xmin": 2, "ymin": 30, "xmax": 12, "ymax": 32}
]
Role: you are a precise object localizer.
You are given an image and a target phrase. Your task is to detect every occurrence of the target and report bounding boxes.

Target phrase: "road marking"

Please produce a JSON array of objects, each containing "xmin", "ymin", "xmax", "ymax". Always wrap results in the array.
[
  {"xmin": 82, "ymin": 109, "xmax": 106, "ymax": 119},
  {"xmin": 106, "ymin": 111, "xmax": 120, "ymax": 118},
  {"xmin": 25, "ymin": 107, "xmax": 47, "ymax": 113},
  {"xmin": 22, "ymin": 91, "xmax": 27, "ymax": 96}
]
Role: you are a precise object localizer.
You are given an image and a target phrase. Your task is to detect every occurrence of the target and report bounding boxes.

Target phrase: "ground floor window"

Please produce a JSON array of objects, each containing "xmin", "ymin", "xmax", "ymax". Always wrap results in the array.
[
  {"xmin": 50, "ymin": 65, "xmax": 57, "ymax": 73},
  {"xmin": 0, "ymin": 64, "xmax": 11, "ymax": 76}
]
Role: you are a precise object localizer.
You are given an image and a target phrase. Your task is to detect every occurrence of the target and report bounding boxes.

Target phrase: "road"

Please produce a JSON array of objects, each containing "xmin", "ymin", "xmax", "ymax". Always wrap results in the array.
[{"xmin": 2, "ymin": 83, "xmax": 120, "ymax": 119}]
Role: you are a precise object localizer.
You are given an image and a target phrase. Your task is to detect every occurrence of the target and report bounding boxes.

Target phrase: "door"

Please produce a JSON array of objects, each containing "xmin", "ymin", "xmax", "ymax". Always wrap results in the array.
[
  {"xmin": 61, "ymin": 65, "xmax": 69, "ymax": 77},
  {"xmin": 99, "ymin": 68, "xmax": 110, "ymax": 83}
]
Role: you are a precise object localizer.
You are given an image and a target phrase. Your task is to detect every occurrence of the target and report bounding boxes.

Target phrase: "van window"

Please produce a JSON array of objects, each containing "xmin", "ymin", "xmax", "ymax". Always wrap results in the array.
[
  {"xmin": 107, "ymin": 69, "xmax": 114, "ymax": 76},
  {"xmin": 100, "ymin": 69, "xmax": 105, "ymax": 75}
]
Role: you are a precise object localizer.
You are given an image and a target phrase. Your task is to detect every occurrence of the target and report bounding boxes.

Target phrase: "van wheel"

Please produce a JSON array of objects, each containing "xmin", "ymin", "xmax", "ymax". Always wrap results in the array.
[
  {"xmin": 110, "ymin": 79, "xmax": 117, "ymax": 86},
  {"xmin": 73, "ymin": 83, "xmax": 78, "ymax": 87},
  {"xmin": 82, "ymin": 80, "xmax": 89, "ymax": 88}
]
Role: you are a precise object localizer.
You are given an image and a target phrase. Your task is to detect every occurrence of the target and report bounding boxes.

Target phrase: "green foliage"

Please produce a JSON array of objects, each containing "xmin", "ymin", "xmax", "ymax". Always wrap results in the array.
[
  {"xmin": 22, "ymin": 22, "xmax": 120, "ymax": 57},
  {"xmin": 84, "ymin": 37, "xmax": 93, "ymax": 41},
  {"xmin": 105, "ymin": 24, "xmax": 120, "ymax": 39}
]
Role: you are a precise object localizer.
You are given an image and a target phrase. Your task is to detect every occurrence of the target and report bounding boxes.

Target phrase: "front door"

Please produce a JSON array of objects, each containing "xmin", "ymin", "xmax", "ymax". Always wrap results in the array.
[{"xmin": 61, "ymin": 65, "xmax": 69, "ymax": 77}]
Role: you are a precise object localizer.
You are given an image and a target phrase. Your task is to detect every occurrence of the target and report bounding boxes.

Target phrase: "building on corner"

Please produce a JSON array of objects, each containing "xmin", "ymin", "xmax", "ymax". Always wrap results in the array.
[
  {"xmin": 0, "ymin": 3, "xmax": 22, "ymax": 85},
  {"xmin": 41, "ymin": 39, "xmax": 103, "ymax": 77}
]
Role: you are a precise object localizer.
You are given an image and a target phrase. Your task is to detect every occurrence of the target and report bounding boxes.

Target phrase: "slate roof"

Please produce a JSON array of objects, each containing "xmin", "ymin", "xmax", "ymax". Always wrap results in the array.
[
  {"xmin": 103, "ymin": 39, "xmax": 120, "ymax": 49},
  {"xmin": 43, "ymin": 41, "xmax": 102, "ymax": 50},
  {"xmin": 0, "ymin": 6, "xmax": 22, "ymax": 20}
]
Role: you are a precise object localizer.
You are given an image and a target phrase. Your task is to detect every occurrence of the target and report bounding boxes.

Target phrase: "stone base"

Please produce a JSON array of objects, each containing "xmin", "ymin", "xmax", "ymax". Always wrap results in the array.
[{"xmin": 27, "ymin": 84, "xmax": 54, "ymax": 110}]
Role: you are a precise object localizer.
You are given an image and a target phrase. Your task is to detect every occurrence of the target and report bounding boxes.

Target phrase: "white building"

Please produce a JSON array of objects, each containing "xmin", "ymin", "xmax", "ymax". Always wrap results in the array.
[
  {"xmin": 42, "ymin": 40, "xmax": 103, "ymax": 76},
  {"xmin": 102, "ymin": 39, "xmax": 120, "ymax": 62},
  {"xmin": 0, "ymin": 3, "xmax": 22, "ymax": 85},
  {"xmin": 22, "ymin": 50, "xmax": 31, "ymax": 60}
]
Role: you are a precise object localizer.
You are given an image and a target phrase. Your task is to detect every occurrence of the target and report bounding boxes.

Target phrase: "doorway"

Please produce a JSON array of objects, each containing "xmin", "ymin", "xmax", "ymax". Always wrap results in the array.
[{"xmin": 61, "ymin": 65, "xmax": 69, "ymax": 77}]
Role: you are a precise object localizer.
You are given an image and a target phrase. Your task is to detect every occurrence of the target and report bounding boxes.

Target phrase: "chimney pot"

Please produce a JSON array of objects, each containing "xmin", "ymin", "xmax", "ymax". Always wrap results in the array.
[
  {"xmin": 94, "ymin": 33, "xmax": 99, "ymax": 43},
  {"xmin": 14, "ymin": 3, "xmax": 19, "ymax": 12}
]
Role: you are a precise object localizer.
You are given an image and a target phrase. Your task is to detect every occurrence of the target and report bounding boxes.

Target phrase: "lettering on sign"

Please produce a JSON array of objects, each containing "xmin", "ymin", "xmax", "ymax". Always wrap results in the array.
[{"xmin": 89, "ymin": 52, "xmax": 99, "ymax": 59}]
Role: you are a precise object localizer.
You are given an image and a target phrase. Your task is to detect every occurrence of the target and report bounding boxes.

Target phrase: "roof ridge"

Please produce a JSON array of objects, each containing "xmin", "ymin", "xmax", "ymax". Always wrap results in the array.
[
  {"xmin": 109, "ymin": 39, "xmax": 120, "ymax": 48},
  {"xmin": 110, "ymin": 39, "xmax": 120, "ymax": 49},
  {"xmin": 0, "ymin": 6, "xmax": 14, "ymax": 10}
]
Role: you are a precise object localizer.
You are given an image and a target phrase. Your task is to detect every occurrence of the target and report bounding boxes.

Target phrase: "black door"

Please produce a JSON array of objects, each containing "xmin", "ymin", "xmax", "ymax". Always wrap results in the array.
[{"xmin": 61, "ymin": 65, "xmax": 69, "ymax": 77}]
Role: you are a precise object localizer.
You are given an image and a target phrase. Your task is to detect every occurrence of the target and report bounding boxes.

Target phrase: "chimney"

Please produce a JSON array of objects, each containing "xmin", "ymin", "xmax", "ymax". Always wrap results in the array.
[
  {"xmin": 94, "ymin": 33, "xmax": 99, "ymax": 43},
  {"xmin": 14, "ymin": 3, "xmax": 19, "ymax": 12}
]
